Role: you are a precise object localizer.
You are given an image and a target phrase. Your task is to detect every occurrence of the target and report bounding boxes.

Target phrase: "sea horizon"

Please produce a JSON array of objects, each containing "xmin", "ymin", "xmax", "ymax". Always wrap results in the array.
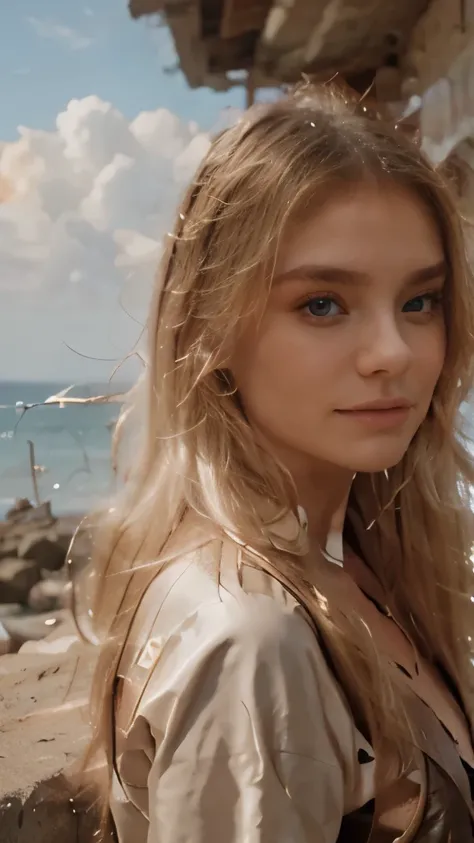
[{"xmin": 0, "ymin": 380, "xmax": 121, "ymax": 520}]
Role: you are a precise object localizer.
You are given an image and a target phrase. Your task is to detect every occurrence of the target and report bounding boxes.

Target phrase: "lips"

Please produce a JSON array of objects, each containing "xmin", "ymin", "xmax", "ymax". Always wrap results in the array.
[
  {"xmin": 335, "ymin": 400, "xmax": 413, "ymax": 430},
  {"xmin": 338, "ymin": 398, "xmax": 413, "ymax": 412}
]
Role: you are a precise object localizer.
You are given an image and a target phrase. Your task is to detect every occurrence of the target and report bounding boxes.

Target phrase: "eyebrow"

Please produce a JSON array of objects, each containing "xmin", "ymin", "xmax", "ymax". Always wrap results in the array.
[{"xmin": 273, "ymin": 260, "xmax": 448, "ymax": 287}]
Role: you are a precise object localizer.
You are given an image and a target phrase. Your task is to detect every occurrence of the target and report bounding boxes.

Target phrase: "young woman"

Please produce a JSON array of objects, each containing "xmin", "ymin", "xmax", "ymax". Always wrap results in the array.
[{"xmin": 77, "ymin": 87, "xmax": 474, "ymax": 841}]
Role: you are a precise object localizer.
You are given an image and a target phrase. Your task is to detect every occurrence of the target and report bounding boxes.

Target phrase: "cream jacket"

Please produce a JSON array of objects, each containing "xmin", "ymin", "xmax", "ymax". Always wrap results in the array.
[{"xmin": 110, "ymin": 511, "xmax": 474, "ymax": 842}]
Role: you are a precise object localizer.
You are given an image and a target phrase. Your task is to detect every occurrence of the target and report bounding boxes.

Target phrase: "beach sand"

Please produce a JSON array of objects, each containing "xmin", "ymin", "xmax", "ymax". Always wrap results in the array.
[
  {"xmin": 0, "ymin": 634, "xmax": 99, "ymax": 842},
  {"xmin": 0, "ymin": 500, "xmax": 101, "ymax": 842}
]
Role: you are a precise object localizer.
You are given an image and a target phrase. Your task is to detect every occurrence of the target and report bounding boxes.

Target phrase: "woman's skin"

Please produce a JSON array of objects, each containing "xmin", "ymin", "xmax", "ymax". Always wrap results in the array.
[{"xmin": 231, "ymin": 182, "xmax": 446, "ymax": 555}]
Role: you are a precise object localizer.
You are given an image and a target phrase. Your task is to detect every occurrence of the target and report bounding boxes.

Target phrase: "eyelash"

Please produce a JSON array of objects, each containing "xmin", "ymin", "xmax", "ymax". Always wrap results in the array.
[{"xmin": 298, "ymin": 291, "xmax": 444, "ymax": 320}]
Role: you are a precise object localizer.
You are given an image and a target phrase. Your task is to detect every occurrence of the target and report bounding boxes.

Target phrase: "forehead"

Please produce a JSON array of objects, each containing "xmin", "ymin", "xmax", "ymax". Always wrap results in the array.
[{"xmin": 276, "ymin": 182, "xmax": 445, "ymax": 278}]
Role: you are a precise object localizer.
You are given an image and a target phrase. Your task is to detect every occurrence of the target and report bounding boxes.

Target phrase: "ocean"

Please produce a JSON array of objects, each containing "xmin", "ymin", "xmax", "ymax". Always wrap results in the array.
[{"xmin": 0, "ymin": 382, "xmax": 122, "ymax": 520}]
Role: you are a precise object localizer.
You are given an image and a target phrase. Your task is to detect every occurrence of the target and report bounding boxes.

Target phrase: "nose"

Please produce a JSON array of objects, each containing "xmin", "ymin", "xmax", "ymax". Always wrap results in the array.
[{"xmin": 355, "ymin": 314, "xmax": 413, "ymax": 378}]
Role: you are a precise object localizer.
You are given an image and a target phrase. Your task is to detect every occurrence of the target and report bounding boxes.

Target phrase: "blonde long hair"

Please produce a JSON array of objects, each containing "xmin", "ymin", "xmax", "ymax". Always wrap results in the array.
[{"xmin": 76, "ymin": 86, "xmax": 474, "ymax": 833}]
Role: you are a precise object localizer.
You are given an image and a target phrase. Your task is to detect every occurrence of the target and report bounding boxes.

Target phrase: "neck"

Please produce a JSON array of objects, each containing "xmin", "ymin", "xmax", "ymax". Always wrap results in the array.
[
  {"xmin": 294, "ymin": 465, "xmax": 353, "ymax": 553},
  {"xmin": 253, "ymin": 427, "xmax": 354, "ymax": 552}
]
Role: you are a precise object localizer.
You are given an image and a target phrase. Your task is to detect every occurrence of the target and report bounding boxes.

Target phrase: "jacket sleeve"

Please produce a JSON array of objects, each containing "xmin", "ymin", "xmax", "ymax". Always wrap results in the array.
[{"xmin": 119, "ymin": 592, "xmax": 351, "ymax": 843}]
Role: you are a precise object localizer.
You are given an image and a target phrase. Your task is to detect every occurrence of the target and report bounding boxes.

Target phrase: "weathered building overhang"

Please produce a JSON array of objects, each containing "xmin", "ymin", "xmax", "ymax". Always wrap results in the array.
[
  {"xmin": 129, "ymin": 0, "xmax": 430, "ymax": 96},
  {"xmin": 130, "ymin": 1, "xmax": 474, "ymax": 176}
]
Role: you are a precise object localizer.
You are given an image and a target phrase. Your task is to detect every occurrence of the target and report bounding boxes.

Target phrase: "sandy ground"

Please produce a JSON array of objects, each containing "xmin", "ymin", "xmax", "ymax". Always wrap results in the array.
[
  {"xmin": 0, "ymin": 638, "xmax": 100, "ymax": 842},
  {"xmin": 0, "ymin": 641, "xmax": 97, "ymax": 800},
  {"xmin": 0, "ymin": 504, "xmax": 103, "ymax": 840}
]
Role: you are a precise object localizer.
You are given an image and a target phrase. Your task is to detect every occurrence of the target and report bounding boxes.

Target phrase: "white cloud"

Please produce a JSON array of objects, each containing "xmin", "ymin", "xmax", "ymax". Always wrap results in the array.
[
  {"xmin": 0, "ymin": 96, "xmax": 212, "ymax": 380},
  {"xmin": 27, "ymin": 16, "xmax": 93, "ymax": 51}
]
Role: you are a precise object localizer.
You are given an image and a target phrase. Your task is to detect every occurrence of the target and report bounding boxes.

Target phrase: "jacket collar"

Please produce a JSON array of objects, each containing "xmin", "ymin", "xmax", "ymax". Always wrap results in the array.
[{"xmin": 264, "ymin": 501, "xmax": 347, "ymax": 568}]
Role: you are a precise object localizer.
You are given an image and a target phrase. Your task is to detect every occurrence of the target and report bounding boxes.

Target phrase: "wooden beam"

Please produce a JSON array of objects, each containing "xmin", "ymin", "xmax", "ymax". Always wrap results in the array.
[
  {"xmin": 128, "ymin": 0, "xmax": 164, "ymax": 20},
  {"xmin": 246, "ymin": 71, "xmax": 256, "ymax": 107},
  {"xmin": 221, "ymin": 0, "xmax": 271, "ymax": 40}
]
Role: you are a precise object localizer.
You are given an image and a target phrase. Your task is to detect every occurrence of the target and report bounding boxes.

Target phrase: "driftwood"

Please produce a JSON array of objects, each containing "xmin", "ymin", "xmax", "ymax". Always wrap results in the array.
[
  {"xmin": 1, "ymin": 386, "xmax": 126, "ymax": 496},
  {"xmin": 1, "ymin": 385, "xmax": 127, "ymax": 425},
  {"xmin": 27, "ymin": 441, "xmax": 41, "ymax": 507}
]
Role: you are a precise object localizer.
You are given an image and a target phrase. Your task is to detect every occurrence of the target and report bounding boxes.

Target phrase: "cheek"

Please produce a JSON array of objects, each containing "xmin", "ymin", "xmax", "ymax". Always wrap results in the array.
[
  {"xmin": 233, "ymin": 317, "xmax": 336, "ymax": 419},
  {"xmin": 416, "ymin": 323, "xmax": 446, "ymax": 389}
]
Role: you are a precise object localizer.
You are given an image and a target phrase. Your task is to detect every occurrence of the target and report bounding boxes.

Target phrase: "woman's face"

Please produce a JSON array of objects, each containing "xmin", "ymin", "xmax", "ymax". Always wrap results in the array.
[{"xmin": 231, "ymin": 182, "xmax": 447, "ymax": 475}]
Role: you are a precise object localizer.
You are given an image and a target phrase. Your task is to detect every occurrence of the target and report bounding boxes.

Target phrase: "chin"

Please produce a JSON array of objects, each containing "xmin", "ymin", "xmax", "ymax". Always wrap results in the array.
[{"xmin": 337, "ymin": 441, "xmax": 411, "ymax": 474}]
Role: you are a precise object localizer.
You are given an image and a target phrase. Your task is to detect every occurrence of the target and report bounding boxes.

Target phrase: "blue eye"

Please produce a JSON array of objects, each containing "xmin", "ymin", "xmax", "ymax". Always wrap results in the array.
[
  {"xmin": 403, "ymin": 293, "xmax": 441, "ymax": 314},
  {"xmin": 303, "ymin": 297, "xmax": 343, "ymax": 318}
]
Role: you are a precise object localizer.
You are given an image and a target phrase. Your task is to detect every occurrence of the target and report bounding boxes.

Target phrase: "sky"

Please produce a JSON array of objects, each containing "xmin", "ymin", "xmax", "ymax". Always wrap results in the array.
[{"xmin": 0, "ymin": 0, "xmax": 246, "ymax": 382}]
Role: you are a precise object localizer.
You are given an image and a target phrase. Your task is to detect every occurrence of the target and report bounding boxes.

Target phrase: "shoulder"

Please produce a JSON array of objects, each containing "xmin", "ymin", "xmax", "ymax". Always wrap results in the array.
[
  {"xmin": 125, "ymin": 531, "xmax": 341, "ymax": 719},
  {"xmin": 117, "ymin": 516, "xmax": 326, "ymax": 711},
  {"xmin": 116, "ymin": 525, "xmax": 374, "ymax": 815},
  {"xmin": 130, "ymin": 522, "xmax": 312, "ymax": 661},
  {"xmin": 114, "ymin": 520, "xmax": 378, "ymax": 830},
  {"xmin": 120, "ymin": 523, "xmax": 353, "ymax": 735}
]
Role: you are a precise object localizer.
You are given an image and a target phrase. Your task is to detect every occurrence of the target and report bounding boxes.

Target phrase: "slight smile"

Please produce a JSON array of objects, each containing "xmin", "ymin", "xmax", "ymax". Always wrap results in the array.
[{"xmin": 335, "ymin": 398, "xmax": 413, "ymax": 429}]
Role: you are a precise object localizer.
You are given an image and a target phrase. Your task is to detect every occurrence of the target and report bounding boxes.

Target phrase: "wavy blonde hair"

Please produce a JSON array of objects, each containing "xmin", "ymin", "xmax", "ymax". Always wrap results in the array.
[{"xmin": 75, "ymin": 86, "xmax": 474, "ymax": 835}]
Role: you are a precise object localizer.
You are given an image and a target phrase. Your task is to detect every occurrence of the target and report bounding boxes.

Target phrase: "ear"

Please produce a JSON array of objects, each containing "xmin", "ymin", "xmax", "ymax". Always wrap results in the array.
[{"xmin": 215, "ymin": 368, "xmax": 236, "ymax": 393}]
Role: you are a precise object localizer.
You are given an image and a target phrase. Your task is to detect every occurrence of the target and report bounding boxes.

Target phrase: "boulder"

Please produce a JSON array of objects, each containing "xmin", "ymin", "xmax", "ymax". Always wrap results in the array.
[
  {"xmin": 0, "ymin": 620, "xmax": 12, "ymax": 655},
  {"xmin": 1, "ymin": 609, "xmax": 73, "ymax": 648},
  {"xmin": 5, "ymin": 500, "xmax": 55, "ymax": 527},
  {"xmin": 54, "ymin": 517, "xmax": 83, "ymax": 556},
  {"xmin": 5, "ymin": 498, "xmax": 33, "ymax": 520},
  {"xmin": 0, "ymin": 604, "xmax": 22, "ymax": 619},
  {"xmin": 18, "ymin": 533, "xmax": 65, "ymax": 572},
  {"xmin": 19, "ymin": 632, "xmax": 80, "ymax": 656},
  {"xmin": 28, "ymin": 579, "xmax": 66, "ymax": 613},
  {"xmin": 0, "ymin": 559, "xmax": 40, "ymax": 604},
  {"xmin": 0, "ymin": 774, "xmax": 102, "ymax": 843},
  {"xmin": 0, "ymin": 521, "xmax": 45, "ymax": 548},
  {"xmin": 0, "ymin": 539, "xmax": 18, "ymax": 562}
]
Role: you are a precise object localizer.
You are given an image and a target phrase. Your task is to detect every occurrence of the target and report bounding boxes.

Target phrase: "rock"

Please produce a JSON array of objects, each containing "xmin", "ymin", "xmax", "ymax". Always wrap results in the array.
[
  {"xmin": 2, "ymin": 609, "xmax": 73, "ymax": 647},
  {"xmin": 0, "ymin": 773, "xmax": 102, "ymax": 843},
  {"xmin": 59, "ymin": 580, "xmax": 73, "ymax": 610},
  {"xmin": 54, "ymin": 526, "xmax": 79, "ymax": 556},
  {"xmin": 28, "ymin": 579, "xmax": 65, "ymax": 613},
  {"xmin": 0, "ymin": 603, "xmax": 22, "ymax": 619},
  {"xmin": 6, "ymin": 500, "xmax": 55, "ymax": 527},
  {"xmin": 0, "ymin": 521, "xmax": 46, "ymax": 547},
  {"xmin": 17, "ymin": 609, "xmax": 79, "ymax": 656},
  {"xmin": 0, "ymin": 539, "xmax": 18, "ymax": 562},
  {"xmin": 0, "ymin": 620, "xmax": 12, "ymax": 655},
  {"xmin": 41, "ymin": 567, "xmax": 68, "ymax": 585},
  {"xmin": 19, "ymin": 632, "xmax": 80, "ymax": 656},
  {"xmin": 60, "ymin": 521, "xmax": 91, "ymax": 567},
  {"xmin": 5, "ymin": 498, "xmax": 33, "ymax": 520},
  {"xmin": 0, "ymin": 559, "xmax": 40, "ymax": 604},
  {"xmin": 18, "ymin": 533, "xmax": 65, "ymax": 571}
]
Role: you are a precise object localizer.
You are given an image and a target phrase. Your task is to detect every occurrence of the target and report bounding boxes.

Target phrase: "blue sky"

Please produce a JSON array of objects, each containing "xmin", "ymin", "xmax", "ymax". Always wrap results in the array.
[
  {"xmin": 1, "ymin": 0, "xmax": 244, "ymax": 141},
  {"xmin": 0, "ymin": 0, "xmax": 251, "ymax": 381}
]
